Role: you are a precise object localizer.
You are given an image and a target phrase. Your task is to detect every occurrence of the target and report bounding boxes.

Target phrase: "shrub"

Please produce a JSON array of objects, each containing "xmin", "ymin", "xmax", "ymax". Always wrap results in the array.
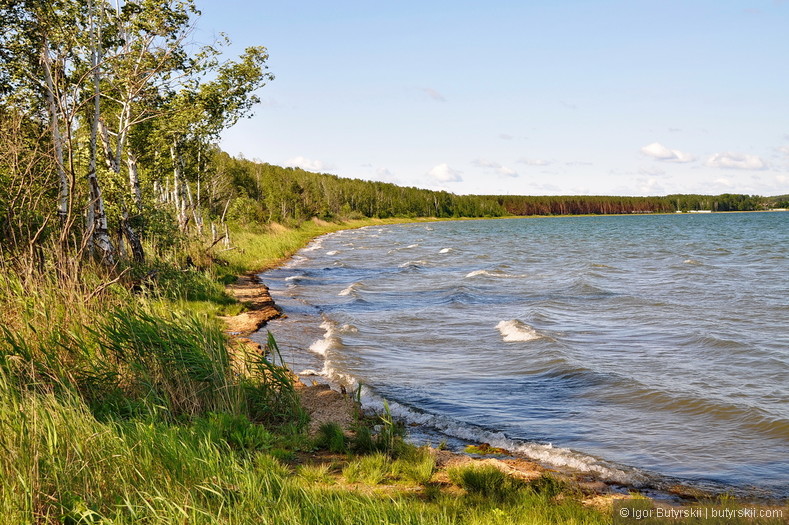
[
  {"xmin": 447, "ymin": 463, "xmax": 523, "ymax": 499},
  {"xmin": 314, "ymin": 422, "xmax": 347, "ymax": 453}
]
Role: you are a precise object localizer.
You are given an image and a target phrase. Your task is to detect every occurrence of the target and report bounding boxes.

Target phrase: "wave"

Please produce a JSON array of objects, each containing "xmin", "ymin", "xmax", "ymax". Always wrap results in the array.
[
  {"xmin": 357, "ymin": 389, "xmax": 649, "ymax": 486},
  {"xmin": 326, "ymin": 250, "xmax": 339, "ymax": 256},
  {"xmin": 496, "ymin": 320, "xmax": 544, "ymax": 342},
  {"xmin": 308, "ymin": 319, "xmax": 344, "ymax": 355},
  {"xmin": 683, "ymin": 259, "xmax": 702, "ymax": 265},
  {"xmin": 302, "ymin": 240, "xmax": 324, "ymax": 252},
  {"xmin": 399, "ymin": 260, "xmax": 427, "ymax": 271},
  {"xmin": 439, "ymin": 248, "xmax": 453, "ymax": 254},
  {"xmin": 465, "ymin": 269, "xmax": 524, "ymax": 279},
  {"xmin": 338, "ymin": 282, "xmax": 363, "ymax": 296},
  {"xmin": 285, "ymin": 274, "xmax": 317, "ymax": 282}
]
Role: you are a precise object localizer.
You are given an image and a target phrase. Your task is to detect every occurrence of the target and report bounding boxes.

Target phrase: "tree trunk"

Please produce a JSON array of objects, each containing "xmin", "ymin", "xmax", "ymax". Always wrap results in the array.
[
  {"xmin": 41, "ymin": 36, "xmax": 69, "ymax": 225},
  {"xmin": 87, "ymin": 0, "xmax": 114, "ymax": 264},
  {"xmin": 127, "ymin": 151, "xmax": 142, "ymax": 211},
  {"xmin": 170, "ymin": 140, "xmax": 188, "ymax": 230}
]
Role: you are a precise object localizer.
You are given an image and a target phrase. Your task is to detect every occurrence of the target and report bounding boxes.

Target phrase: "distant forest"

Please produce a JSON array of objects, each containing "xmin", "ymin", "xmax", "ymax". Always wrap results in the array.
[{"xmin": 216, "ymin": 152, "xmax": 789, "ymax": 223}]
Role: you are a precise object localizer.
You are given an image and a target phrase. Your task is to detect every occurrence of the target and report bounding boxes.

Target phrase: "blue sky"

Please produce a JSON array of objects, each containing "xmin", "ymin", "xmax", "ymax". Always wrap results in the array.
[{"xmin": 195, "ymin": 1, "xmax": 789, "ymax": 196}]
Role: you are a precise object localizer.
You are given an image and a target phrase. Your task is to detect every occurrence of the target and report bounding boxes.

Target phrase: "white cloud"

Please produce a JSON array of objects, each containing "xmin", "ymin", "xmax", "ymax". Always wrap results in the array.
[
  {"xmin": 472, "ymin": 158, "xmax": 500, "ymax": 169},
  {"xmin": 640, "ymin": 142, "xmax": 695, "ymax": 163},
  {"xmin": 518, "ymin": 157, "xmax": 551, "ymax": 166},
  {"xmin": 420, "ymin": 87, "xmax": 446, "ymax": 102},
  {"xmin": 714, "ymin": 177, "xmax": 733, "ymax": 187},
  {"xmin": 498, "ymin": 133, "xmax": 513, "ymax": 140},
  {"xmin": 284, "ymin": 156, "xmax": 333, "ymax": 172},
  {"xmin": 427, "ymin": 163, "xmax": 462, "ymax": 182},
  {"xmin": 471, "ymin": 159, "xmax": 519, "ymax": 177},
  {"xmin": 705, "ymin": 152, "xmax": 767, "ymax": 170},
  {"xmin": 777, "ymin": 145, "xmax": 789, "ymax": 156}
]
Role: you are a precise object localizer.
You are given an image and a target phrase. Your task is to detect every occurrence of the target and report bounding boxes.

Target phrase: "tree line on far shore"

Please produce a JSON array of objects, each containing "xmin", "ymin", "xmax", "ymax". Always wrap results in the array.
[{"xmin": 210, "ymin": 152, "xmax": 786, "ymax": 223}]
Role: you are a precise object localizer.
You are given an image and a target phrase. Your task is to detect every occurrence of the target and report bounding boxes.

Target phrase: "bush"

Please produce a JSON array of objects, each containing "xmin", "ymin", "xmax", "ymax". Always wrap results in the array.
[
  {"xmin": 447, "ymin": 463, "xmax": 523, "ymax": 499},
  {"xmin": 314, "ymin": 422, "xmax": 347, "ymax": 453}
]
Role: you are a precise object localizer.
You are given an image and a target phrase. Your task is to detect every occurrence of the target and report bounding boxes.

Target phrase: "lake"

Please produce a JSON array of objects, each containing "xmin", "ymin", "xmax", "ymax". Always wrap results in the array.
[{"xmin": 259, "ymin": 212, "xmax": 789, "ymax": 498}]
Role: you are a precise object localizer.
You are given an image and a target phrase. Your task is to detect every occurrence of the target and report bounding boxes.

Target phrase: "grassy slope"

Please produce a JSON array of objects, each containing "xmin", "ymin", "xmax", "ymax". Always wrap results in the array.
[{"xmin": 0, "ymin": 218, "xmax": 612, "ymax": 524}]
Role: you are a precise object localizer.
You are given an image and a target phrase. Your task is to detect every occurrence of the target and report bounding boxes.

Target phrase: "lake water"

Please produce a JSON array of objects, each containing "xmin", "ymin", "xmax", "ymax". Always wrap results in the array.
[{"xmin": 258, "ymin": 213, "xmax": 789, "ymax": 498}]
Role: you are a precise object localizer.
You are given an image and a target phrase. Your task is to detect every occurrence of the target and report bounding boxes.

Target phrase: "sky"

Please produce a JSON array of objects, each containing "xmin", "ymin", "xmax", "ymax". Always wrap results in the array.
[{"xmin": 194, "ymin": 0, "xmax": 789, "ymax": 197}]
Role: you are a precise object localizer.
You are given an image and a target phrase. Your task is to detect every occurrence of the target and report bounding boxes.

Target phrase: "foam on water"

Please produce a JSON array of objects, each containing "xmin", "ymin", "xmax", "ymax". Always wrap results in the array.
[
  {"xmin": 326, "ymin": 250, "xmax": 339, "ymax": 255},
  {"xmin": 338, "ymin": 282, "xmax": 362, "ymax": 296},
  {"xmin": 465, "ymin": 269, "xmax": 523, "ymax": 279},
  {"xmin": 355, "ymin": 386, "xmax": 649, "ymax": 486},
  {"xmin": 308, "ymin": 319, "xmax": 343, "ymax": 355},
  {"xmin": 439, "ymin": 248, "xmax": 453, "ymax": 253},
  {"xmin": 302, "ymin": 239, "xmax": 323, "ymax": 252},
  {"xmin": 399, "ymin": 260, "xmax": 428, "ymax": 268},
  {"xmin": 496, "ymin": 319, "xmax": 544, "ymax": 342}
]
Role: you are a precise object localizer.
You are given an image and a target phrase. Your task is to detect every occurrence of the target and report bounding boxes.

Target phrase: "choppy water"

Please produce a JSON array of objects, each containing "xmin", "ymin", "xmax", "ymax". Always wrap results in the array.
[{"xmin": 258, "ymin": 213, "xmax": 789, "ymax": 498}]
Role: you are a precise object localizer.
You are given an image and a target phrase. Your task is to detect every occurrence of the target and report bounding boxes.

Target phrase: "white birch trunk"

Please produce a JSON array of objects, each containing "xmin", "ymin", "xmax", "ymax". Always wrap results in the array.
[
  {"xmin": 41, "ymin": 37, "xmax": 69, "ymax": 224},
  {"xmin": 87, "ymin": 0, "xmax": 114, "ymax": 263}
]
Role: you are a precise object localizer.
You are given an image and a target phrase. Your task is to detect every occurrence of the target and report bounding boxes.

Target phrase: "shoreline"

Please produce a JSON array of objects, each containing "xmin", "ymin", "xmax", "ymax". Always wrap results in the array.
[{"xmin": 219, "ymin": 220, "xmax": 786, "ymax": 509}]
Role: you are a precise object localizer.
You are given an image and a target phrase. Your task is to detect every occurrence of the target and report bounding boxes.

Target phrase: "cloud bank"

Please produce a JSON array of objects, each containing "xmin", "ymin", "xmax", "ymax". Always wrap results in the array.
[
  {"xmin": 640, "ymin": 142, "xmax": 695, "ymax": 163},
  {"xmin": 428, "ymin": 163, "xmax": 462, "ymax": 182},
  {"xmin": 705, "ymin": 152, "xmax": 767, "ymax": 170},
  {"xmin": 284, "ymin": 156, "xmax": 333, "ymax": 172}
]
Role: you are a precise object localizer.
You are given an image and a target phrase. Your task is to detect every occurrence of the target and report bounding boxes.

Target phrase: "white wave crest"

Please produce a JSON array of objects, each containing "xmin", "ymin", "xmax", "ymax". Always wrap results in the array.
[
  {"xmin": 297, "ymin": 369, "xmax": 322, "ymax": 376},
  {"xmin": 399, "ymin": 260, "xmax": 427, "ymax": 268},
  {"xmin": 338, "ymin": 282, "xmax": 361, "ymax": 296},
  {"xmin": 465, "ymin": 269, "xmax": 523, "ymax": 279},
  {"xmin": 309, "ymin": 337, "xmax": 339, "ymax": 355},
  {"xmin": 407, "ymin": 244, "xmax": 419, "ymax": 248},
  {"xmin": 683, "ymin": 259, "xmax": 701, "ymax": 265},
  {"xmin": 326, "ymin": 250, "xmax": 339, "ymax": 256},
  {"xmin": 439, "ymin": 248, "xmax": 453, "ymax": 254},
  {"xmin": 309, "ymin": 319, "xmax": 343, "ymax": 355},
  {"xmin": 496, "ymin": 320, "xmax": 543, "ymax": 342},
  {"xmin": 302, "ymin": 240, "xmax": 323, "ymax": 252}
]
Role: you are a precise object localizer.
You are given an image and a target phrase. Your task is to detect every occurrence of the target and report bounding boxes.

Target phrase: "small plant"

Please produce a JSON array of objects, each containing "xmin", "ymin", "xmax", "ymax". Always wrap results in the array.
[
  {"xmin": 464, "ymin": 443, "xmax": 509, "ymax": 456},
  {"xmin": 314, "ymin": 422, "xmax": 347, "ymax": 453},
  {"xmin": 527, "ymin": 473, "xmax": 566, "ymax": 498},
  {"xmin": 343, "ymin": 453, "xmax": 390, "ymax": 485},
  {"xmin": 447, "ymin": 463, "xmax": 523, "ymax": 499},
  {"xmin": 393, "ymin": 447, "xmax": 435, "ymax": 485},
  {"xmin": 297, "ymin": 463, "xmax": 334, "ymax": 484},
  {"xmin": 349, "ymin": 400, "xmax": 407, "ymax": 456},
  {"xmin": 195, "ymin": 412, "xmax": 275, "ymax": 453}
]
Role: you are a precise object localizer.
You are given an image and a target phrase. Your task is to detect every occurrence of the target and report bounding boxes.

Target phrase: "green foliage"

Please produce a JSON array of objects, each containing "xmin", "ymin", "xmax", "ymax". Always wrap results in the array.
[
  {"xmin": 314, "ymin": 422, "xmax": 347, "ymax": 453},
  {"xmin": 392, "ymin": 447, "xmax": 436, "ymax": 485},
  {"xmin": 448, "ymin": 463, "xmax": 524, "ymax": 499},
  {"xmin": 350, "ymin": 400, "xmax": 407, "ymax": 456},
  {"xmin": 527, "ymin": 473, "xmax": 567, "ymax": 499},
  {"xmin": 343, "ymin": 453, "xmax": 391, "ymax": 485},
  {"xmin": 227, "ymin": 195, "xmax": 266, "ymax": 225},
  {"xmin": 193, "ymin": 412, "xmax": 275, "ymax": 453}
]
